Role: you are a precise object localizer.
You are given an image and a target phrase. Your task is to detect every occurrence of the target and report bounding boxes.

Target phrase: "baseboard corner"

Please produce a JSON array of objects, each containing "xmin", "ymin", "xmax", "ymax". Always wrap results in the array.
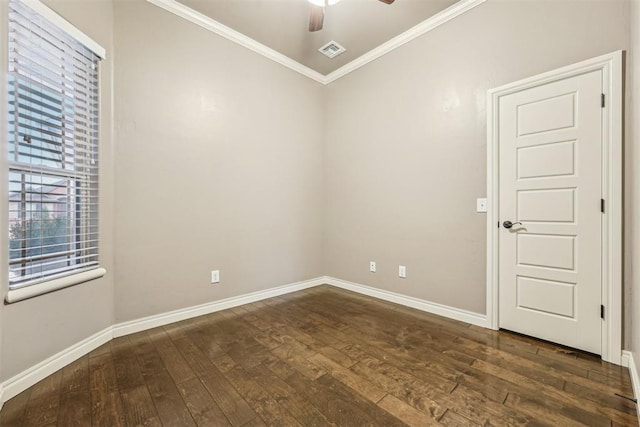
[
  {"xmin": 112, "ymin": 276, "xmax": 327, "ymax": 338},
  {"xmin": 0, "ymin": 326, "xmax": 112, "ymax": 406},
  {"xmin": 1, "ymin": 277, "xmax": 328, "ymax": 407},
  {"xmin": 324, "ymin": 276, "xmax": 489, "ymax": 328},
  {"xmin": 0, "ymin": 274, "xmax": 491, "ymax": 409}
]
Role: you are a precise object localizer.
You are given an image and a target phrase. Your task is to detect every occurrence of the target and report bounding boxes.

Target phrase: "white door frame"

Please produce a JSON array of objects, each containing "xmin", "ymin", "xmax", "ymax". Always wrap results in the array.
[{"xmin": 486, "ymin": 51, "xmax": 623, "ymax": 365}]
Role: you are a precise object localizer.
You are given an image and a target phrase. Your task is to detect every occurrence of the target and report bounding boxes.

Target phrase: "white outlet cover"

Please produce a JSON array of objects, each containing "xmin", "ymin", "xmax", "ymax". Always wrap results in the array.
[
  {"xmin": 399, "ymin": 265, "xmax": 406, "ymax": 278},
  {"xmin": 211, "ymin": 270, "xmax": 220, "ymax": 284},
  {"xmin": 476, "ymin": 198, "xmax": 487, "ymax": 213},
  {"xmin": 369, "ymin": 261, "xmax": 376, "ymax": 273}
]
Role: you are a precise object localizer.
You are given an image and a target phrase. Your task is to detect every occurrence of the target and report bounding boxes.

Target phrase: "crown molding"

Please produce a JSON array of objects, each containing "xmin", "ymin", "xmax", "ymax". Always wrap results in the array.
[
  {"xmin": 324, "ymin": 0, "xmax": 486, "ymax": 84},
  {"xmin": 147, "ymin": 0, "xmax": 327, "ymax": 84},
  {"xmin": 147, "ymin": 0, "xmax": 486, "ymax": 85}
]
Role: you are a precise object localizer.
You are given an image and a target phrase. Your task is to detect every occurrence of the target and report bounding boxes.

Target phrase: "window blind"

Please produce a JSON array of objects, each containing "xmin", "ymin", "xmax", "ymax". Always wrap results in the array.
[{"xmin": 7, "ymin": 0, "xmax": 102, "ymax": 289}]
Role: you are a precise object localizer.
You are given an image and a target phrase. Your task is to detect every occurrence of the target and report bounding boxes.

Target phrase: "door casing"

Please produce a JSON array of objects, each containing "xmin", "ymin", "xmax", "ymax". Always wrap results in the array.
[{"xmin": 486, "ymin": 51, "xmax": 623, "ymax": 365}]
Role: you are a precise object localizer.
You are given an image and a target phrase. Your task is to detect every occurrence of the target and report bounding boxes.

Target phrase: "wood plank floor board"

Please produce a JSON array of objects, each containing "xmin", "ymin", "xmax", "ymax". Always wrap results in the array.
[
  {"xmin": 111, "ymin": 334, "xmax": 163, "ymax": 426},
  {"xmin": 437, "ymin": 408, "xmax": 482, "ymax": 427},
  {"xmin": 162, "ymin": 321, "xmax": 188, "ymax": 341},
  {"xmin": 0, "ymin": 388, "xmax": 31, "ymax": 427},
  {"xmin": 27, "ymin": 370, "xmax": 63, "ymax": 402},
  {"xmin": 118, "ymin": 385, "xmax": 162, "ymax": 427},
  {"xmin": 146, "ymin": 328, "xmax": 198, "ymax": 385},
  {"xmin": 1, "ymin": 285, "xmax": 636, "ymax": 426},
  {"xmin": 377, "ymin": 394, "xmax": 441, "ymax": 427},
  {"xmin": 307, "ymin": 353, "xmax": 387, "ymax": 403},
  {"xmin": 453, "ymin": 334, "xmax": 638, "ymax": 411},
  {"xmin": 211, "ymin": 352, "xmax": 239, "ymax": 373},
  {"xmin": 562, "ymin": 380, "xmax": 638, "ymax": 415},
  {"xmin": 588, "ymin": 369, "xmax": 635, "ymax": 394},
  {"xmin": 327, "ymin": 326, "xmax": 465, "ymax": 395},
  {"xmin": 176, "ymin": 377, "xmax": 232, "ymax": 426},
  {"xmin": 222, "ymin": 366, "xmax": 303, "ymax": 427},
  {"xmin": 171, "ymin": 335, "xmax": 220, "ymax": 378},
  {"xmin": 60, "ymin": 357, "xmax": 90, "ymax": 395},
  {"xmin": 21, "ymin": 393, "xmax": 61, "ymax": 427},
  {"xmin": 245, "ymin": 364, "xmax": 333, "ymax": 426},
  {"xmin": 285, "ymin": 369, "xmax": 405, "ymax": 426},
  {"xmin": 89, "ymin": 391, "xmax": 125, "ymax": 427},
  {"xmin": 89, "ymin": 353, "xmax": 125, "ymax": 427},
  {"xmin": 269, "ymin": 341, "xmax": 327, "ymax": 381},
  {"xmin": 349, "ymin": 359, "xmax": 447, "ymax": 422},
  {"xmin": 503, "ymin": 392, "xmax": 593, "ymax": 427},
  {"xmin": 183, "ymin": 325, "xmax": 226, "ymax": 361},
  {"xmin": 472, "ymin": 358, "xmax": 638, "ymax": 425},
  {"xmin": 351, "ymin": 353, "xmax": 529, "ymax": 426},
  {"xmin": 199, "ymin": 366, "xmax": 259, "ymax": 426},
  {"xmin": 131, "ymin": 335, "xmax": 198, "ymax": 427},
  {"xmin": 57, "ymin": 391, "xmax": 91, "ymax": 427}
]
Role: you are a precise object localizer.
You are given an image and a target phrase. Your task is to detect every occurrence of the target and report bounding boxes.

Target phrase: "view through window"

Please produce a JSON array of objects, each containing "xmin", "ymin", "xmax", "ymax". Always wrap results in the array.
[{"xmin": 7, "ymin": 0, "xmax": 101, "ymax": 288}]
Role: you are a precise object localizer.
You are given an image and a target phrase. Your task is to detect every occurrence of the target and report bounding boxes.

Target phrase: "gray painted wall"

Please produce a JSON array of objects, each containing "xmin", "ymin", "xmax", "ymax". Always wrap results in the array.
[
  {"xmin": 324, "ymin": 0, "xmax": 630, "ymax": 316},
  {"xmin": 0, "ymin": 0, "xmax": 116, "ymax": 381},
  {"xmin": 112, "ymin": 0, "xmax": 325, "ymax": 322}
]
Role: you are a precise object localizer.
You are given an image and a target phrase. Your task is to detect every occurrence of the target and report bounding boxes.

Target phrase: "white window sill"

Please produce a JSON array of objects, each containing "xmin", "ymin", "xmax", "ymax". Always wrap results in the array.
[{"xmin": 5, "ymin": 267, "xmax": 106, "ymax": 304}]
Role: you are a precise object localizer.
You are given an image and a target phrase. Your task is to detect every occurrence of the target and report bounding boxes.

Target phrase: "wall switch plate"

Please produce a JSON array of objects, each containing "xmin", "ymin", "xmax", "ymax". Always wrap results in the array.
[
  {"xmin": 476, "ymin": 198, "xmax": 487, "ymax": 213},
  {"xmin": 211, "ymin": 270, "xmax": 220, "ymax": 284},
  {"xmin": 369, "ymin": 261, "xmax": 376, "ymax": 273},
  {"xmin": 398, "ymin": 265, "xmax": 406, "ymax": 278}
]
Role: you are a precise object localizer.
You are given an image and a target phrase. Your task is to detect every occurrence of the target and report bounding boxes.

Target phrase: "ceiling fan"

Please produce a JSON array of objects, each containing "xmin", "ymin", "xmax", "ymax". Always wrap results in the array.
[{"xmin": 308, "ymin": 0, "xmax": 395, "ymax": 32}]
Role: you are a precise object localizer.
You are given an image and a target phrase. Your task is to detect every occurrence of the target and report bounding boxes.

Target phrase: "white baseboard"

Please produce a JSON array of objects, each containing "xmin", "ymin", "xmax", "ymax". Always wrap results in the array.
[
  {"xmin": 0, "ymin": 275, "xmax": 491, "ymax": 408},
  {"xmin": 112, "ymin": 277, "xmax": 326, "ymax": 337},
  {"xmin": 0, "ymin": 327, "xmax": 112, "ymax": 404},
  {"xmin": 0, "ymin": 277, "xmax": 325, "ymax": 407},
  {"xmin": 324, "ymin": 276, "xmax": 489, "ymax": 328},
  {"xmin": 621, "ymin": 350, "xmax": 640, "ymax": 422}
]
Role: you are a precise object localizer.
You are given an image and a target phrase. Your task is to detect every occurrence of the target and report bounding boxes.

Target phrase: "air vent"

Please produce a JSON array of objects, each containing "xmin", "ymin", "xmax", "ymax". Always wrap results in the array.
[{"xmin": 319, "ymin": 40, "xmax": 346, "ymax": 59}]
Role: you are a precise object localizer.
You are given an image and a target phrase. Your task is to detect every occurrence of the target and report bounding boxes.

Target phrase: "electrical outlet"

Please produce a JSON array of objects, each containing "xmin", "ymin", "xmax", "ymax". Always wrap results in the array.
[
  {"xmin": 211, "ymin": 270, "xmax": 220, "ymax": 284},
  {"xmin": 399, "ymin": 265, "xmax": 406, "ymax": 278},
  {"xmin": 476, "ymin": 198, "xmax": 487, "ymax": 213},
  {"xmin": 369, "ymin": 261, "xmax": 377, "ymax": 273}
]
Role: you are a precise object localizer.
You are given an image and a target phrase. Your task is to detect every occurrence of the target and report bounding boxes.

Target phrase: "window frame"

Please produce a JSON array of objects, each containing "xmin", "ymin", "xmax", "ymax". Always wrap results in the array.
[{"xmin": 4, "ymin": 0, "xmax": 106, "ymax": 303}]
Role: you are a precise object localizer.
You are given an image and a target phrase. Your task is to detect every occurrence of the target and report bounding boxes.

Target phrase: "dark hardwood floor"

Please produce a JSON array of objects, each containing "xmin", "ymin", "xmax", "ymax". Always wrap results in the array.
[{"xmin": 0, "ymin": 285, "xmax": 637, "ymax": 426}]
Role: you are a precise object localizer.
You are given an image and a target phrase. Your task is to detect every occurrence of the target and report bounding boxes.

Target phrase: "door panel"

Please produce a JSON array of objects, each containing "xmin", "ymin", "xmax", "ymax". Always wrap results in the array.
[
  {"xmin": 517, "ymin": 234, "xmax": 575, "ymax": 270},
  {"xmin": 518, "ymin": 189, "xmax": 575, "ymax": 222},
  {"xmin": 498, "ymin": 70, "xmax": 602, "ymax": 354},
  {"xmin": 516, "ymin": 277, "xmax": 575, "ymax": 318},
  {"xmin": 517, "ymin": 140, "xmax": 575, "ymax": 179},
  {"xmin": 517, "ymin": 93, "xmax": 576, "ymax": 136}
]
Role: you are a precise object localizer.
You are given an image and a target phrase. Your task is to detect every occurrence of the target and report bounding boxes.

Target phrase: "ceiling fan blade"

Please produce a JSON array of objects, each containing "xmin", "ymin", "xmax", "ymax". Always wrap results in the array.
[
  {"xmin": 309, "ymin": 5, "xmax": 324, "ymax": 32},
  {"xmin": 378, "ymin": 0, "xmax": 395, "ymax": 3}
]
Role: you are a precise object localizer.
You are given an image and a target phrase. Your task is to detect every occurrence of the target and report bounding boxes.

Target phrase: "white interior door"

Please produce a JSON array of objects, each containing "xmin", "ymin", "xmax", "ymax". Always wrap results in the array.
[{"xmin": 498, "ymin": 70, "xmax": 603, "ymax": 354}]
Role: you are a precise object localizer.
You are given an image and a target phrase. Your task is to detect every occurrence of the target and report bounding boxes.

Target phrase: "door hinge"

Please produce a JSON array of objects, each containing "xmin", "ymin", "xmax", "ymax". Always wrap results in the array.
[
  {"xmin": 601, "ymin": 198, "xmax": 605, "ymax": 213},
  {"xmin": 601, "ymin": 304, "xmax": 605, "ymax": 319},
  {"xmin": 601, "ymin": 93, "xmax": 605, "ymax": 108}
]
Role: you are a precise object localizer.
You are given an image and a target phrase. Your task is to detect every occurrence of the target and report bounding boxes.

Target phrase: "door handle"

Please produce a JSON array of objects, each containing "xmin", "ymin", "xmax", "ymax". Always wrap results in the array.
[{"xmin": 503, "ymin": 220, "xmax": 522, "ymax": 229}]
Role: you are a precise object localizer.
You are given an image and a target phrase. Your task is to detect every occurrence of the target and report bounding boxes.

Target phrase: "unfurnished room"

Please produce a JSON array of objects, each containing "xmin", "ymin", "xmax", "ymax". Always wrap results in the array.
[{"xmin": 0, "ymin": 0, "xmax": 639, "ymax": 425}]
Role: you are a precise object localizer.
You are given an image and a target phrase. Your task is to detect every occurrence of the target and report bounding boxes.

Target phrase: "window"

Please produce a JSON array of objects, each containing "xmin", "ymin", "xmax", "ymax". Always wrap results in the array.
[{"xmin": 6, "ymin": 0, "xmax": 105, "ymax": 298}]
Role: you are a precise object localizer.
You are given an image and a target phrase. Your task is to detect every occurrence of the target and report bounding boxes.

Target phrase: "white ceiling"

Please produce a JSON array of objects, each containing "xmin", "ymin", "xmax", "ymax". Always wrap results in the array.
[{"xmin": 175, "ymin": 0, "xmax": 459, "ymax": 76}]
